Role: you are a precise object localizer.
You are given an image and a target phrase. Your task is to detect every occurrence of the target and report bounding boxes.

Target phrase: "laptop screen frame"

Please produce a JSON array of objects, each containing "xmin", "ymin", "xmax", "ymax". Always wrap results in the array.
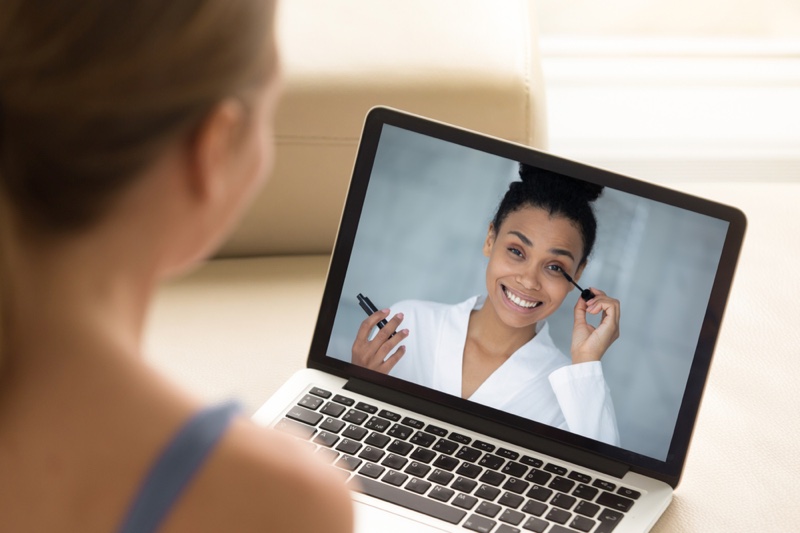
[{"xmin": 307, "ymin": 106, "xmax": 747, "ymax": 488}]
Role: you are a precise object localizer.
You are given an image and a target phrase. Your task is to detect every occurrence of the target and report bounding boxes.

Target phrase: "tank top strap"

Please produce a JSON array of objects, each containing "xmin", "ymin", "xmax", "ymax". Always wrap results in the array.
[{"xmin": 116, "ymin": 401, "xmax": 241, "ymax": 533}]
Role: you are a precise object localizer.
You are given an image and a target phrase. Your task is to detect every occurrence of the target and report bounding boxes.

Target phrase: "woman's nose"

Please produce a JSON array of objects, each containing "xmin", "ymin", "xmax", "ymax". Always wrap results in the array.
[{"xmin": 516, "ymin": 269, "xmax": 541, "ymax": 291}]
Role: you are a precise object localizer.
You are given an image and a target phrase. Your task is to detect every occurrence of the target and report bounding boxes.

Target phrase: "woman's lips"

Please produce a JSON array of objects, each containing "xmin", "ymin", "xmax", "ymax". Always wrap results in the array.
[{"xmin": 503, "ymin": 285, "xmax": 542, "ymax": 309}]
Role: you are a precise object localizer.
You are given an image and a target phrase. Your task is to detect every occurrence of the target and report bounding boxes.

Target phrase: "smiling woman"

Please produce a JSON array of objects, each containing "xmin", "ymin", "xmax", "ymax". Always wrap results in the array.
[{"xmin": 350, "ymin": 164, "xmax": 621, "ymax": 446}]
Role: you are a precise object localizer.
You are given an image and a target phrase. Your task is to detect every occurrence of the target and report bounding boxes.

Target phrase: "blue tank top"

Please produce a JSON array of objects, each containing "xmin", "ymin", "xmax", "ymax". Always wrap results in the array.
[{"xmin": 116, "ymin": 402, "xmax": 240, "ymax": 533}]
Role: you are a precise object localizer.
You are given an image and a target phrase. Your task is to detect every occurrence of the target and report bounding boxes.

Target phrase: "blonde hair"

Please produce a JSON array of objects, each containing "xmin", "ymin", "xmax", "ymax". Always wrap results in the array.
[{"xmin": 0, "ymin": 0, "xmax": 277, "ymax": 363}]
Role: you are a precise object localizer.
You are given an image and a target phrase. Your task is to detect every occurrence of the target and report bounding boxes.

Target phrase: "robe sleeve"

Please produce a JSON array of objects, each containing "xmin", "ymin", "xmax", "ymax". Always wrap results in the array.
[{"xmin": 548, "ymin": 361, "xmax": 620, "ymax": 447}]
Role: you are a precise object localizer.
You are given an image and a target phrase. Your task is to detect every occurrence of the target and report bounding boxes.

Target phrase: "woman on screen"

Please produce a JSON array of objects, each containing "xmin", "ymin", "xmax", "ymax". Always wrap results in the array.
[{"xmin": 352, "ymin": 164, "xmax": 620, "ymax": 446}]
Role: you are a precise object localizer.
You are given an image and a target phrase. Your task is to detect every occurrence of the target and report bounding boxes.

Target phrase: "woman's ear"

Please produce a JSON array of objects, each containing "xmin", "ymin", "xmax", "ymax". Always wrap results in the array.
[
  {"xmin": 187, "ymin": 99, "xmax": 246, "ymax": 202},
  {"xmin": 483, "ymin": 223, "xmax": 496, "ymax": 258}
]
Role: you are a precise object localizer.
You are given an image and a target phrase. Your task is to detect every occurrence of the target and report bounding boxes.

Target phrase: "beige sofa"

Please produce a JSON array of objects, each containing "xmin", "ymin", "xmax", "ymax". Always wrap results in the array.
[{"xmin": 144, "ymin": 1, "xmax": 799, "ymax": 531}]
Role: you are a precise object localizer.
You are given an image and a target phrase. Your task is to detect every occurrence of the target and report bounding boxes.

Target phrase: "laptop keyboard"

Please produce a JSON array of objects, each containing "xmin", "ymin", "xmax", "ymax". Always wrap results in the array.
[{"xmin": 275, "ymin": 386, "xmax": 640, "ymax": 533}]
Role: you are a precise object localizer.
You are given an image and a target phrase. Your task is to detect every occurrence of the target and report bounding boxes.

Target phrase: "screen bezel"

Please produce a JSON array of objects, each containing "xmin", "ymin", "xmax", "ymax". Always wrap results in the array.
[{"xmin": 307, "ymin": 106, "xmax": 747, "ymax": 488}]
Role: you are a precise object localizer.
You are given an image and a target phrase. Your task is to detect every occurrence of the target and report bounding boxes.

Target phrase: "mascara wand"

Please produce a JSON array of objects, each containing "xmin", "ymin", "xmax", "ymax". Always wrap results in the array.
[{"xmin": 561, "ymin": 271, "xmax": 595, "ymax": 302}]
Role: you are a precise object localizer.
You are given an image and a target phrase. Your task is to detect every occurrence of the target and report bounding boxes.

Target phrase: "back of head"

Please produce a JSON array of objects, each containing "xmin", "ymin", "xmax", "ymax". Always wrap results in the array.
[{"xmin": 0, "ymin": 0, "xmax": 277, "ymax": 359}]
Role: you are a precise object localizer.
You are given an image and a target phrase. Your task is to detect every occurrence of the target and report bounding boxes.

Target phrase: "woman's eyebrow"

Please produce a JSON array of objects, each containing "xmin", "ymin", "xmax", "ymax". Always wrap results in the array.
[
  {"xmin": 508, "ymin": 230, "xmax": 532, "ymax": 246},
  {"xmin": 550, "ymin": 248, "xmax": 576, "ymax": 262}
]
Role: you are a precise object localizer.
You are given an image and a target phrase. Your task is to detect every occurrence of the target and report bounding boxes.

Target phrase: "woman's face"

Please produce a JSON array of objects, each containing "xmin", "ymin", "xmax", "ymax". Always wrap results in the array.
[{"xmin": 483, "ymin": 206, "xmax": 585, "ymax": 330}]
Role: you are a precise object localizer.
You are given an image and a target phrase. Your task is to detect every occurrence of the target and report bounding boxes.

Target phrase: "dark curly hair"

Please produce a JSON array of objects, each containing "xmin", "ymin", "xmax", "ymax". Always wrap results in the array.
[{"xmin": 491, "ymin": 164, "xmax": 604, "ymax": 266}]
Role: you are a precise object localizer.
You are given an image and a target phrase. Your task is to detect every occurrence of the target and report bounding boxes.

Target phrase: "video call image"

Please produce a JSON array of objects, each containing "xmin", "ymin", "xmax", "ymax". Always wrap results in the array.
[{"xmin": 327, "ymin": 125, "xmax": 729, "ymax": 462}]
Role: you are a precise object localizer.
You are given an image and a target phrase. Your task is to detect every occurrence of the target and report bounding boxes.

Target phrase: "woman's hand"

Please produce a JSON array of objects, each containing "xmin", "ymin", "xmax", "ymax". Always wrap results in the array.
[
  {"xmin": 570, "ymin": 288, "xmax": 620, "ymax": 364},
  {"xmin": 351, "ymin": 309, "xmax": 409, "ymax": 374}
]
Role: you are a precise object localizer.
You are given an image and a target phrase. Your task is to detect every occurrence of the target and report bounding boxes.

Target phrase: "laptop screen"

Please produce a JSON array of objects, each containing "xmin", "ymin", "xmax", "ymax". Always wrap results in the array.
[{"xmin": 311, "ymin": 108, "xmax": 745, "ymax": 484}]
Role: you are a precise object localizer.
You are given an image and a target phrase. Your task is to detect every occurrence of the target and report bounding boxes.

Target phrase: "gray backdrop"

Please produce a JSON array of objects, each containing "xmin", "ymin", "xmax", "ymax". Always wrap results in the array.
[{"xmin": 327, "ymin": 125, "xmax": 729, "ymax": 461}]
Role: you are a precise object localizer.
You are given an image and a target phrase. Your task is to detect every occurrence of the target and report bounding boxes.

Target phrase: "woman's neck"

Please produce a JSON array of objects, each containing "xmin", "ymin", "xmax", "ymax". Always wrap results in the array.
[
  {"xmin": 3, "ymin": 218, "xmax": 159, "ymax": 372},
  {"xmin": 466, "ymin": 302, "xmax": 538, "ymax": 361}
]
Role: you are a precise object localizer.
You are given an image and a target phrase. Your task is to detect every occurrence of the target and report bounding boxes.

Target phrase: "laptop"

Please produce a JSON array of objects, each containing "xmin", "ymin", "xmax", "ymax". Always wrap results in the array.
[{"xmin": 253, "ymin": 107, "xmax": 746, "ymax": 532}]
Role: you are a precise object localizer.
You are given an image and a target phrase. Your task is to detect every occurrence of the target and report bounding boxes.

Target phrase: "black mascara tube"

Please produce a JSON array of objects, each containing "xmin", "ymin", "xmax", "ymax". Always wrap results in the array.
[{"xmin": 357, "ymin": 293, "xmax": 389, "ymax": 329}]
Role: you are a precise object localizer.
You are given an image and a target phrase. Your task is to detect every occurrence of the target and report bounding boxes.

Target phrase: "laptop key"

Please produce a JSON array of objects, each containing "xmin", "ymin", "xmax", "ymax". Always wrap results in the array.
[
  {"xmin": 463, "ymin": 514, "xmax": 496, "ymax": 533},
  {"xmin": 568, "ymin": 471, "xmax": 592, "ymax": 484},
  {"xmin": 478, "ymin": 454, "xmax": 504, "ymax": 471},
  {"xmin": 549, "ymin": 476, "xmax": 576, "ymax": 493},
  {"xmin": 455, "ymin": 462, "xmax": 482, "ymax": 479},
  {"xmin": 475, "ymin": 501, "xmax": 502, "ymax": 518},
  {"xmin": 348, "ymin": 475, "xmax": 467, "ymax": 524},
  {"xmin": 456, "ymin": 446, "xmax": 482, "ymax": 463},
  {"xmin": 332, "ymin": 394, "xmax": 354, "ymax": 406},
  {"xmin": 471, "ymin": 440, "xmax": 495, "ymax": 453},
  {"xmin": 335, "ymin": 438, "xmax": 362, "ymax": 455},
  {"xmin": 447, "ymin": 432, "xmax": 471, "ymax": 444},
  {"xmin": 574, "ymin": 500, "xmax": 600, "ymax": 517},
  {"xmin": 319, "ymin": 417, "xmax": 346, "ymax": 433},
  {"xmin": 286, "ymin": 406, "xmax": 323, "ymax": 426},
  {"xmin": 452, "ymin": 476, "xmax": 478, "ymax": 494},
  {"xmin": 479, "ymin": 470, "xmax": 506, "ymax": 487},
  {"xmin": 496, "ymin": 525, "xmax": 521, "ymax": 533},
  {"xmin": 274, "ymin": 418, "xmax": 315, "ymax": 439},
  {"xmin": 342, "ymin": 409, "xmax": 368, "ymax": 425},
  {"xmin": 381, "ymin": 454, "xmax": 408, "ymax": 470},
  {"xmin": 501, "ymin": 477, "xmax": 529, "ymax": 495},
  {"xmin": 402, "ymin": 417, "xmax": 425, "ymax": 429},
  {"xmin": 425, "ymin": 424, "xmax": 448, "ymax": 437},
  {"xmin": 524, "ymin": 469, "xmax": 551, "ymax": 486},
  {"xmin": 496, "ymin": 447, "xmax": 519, "ymax": 461},
  {"xmin": 354, "ymin": 401, "xmax": 378, "ymax": 414},
  {"xmin": 453, "ymin": 493, "xmax": 478, "ymax": 510},
  {"xmin": 499, "ymin": 508, "xmax": 525, "ymax": 525},
  {"xmin": 521, "ymin": 516, "xmax": 548, "ymax": 532},
  {"xmin": 592, "ymin": 479, "xmax": 616, "ymax": 492},
  {"xmin": 429, "ymin": 485, "xmax": 455, "ymax": 503},
  {"xmin": 596, "ymin": 508, "xmax": 624, "ymax": 533},
  {"xmin": 308, "ymin": 387, "xmax": 331, "ymax": 399},
  {"xmin": 501, "ymin": 461, "xmax": 528, "ymax": 479},
  {"xmin": 342, "ymin": 424, "xmax": 368, "ymax": 441},
  {"xmin": 519, "ymin": 455, "xmax": 543, "ymax": 469},
  {"xmin": 573, "ymin": 484, "xmax": 599, "ymax": 500},
  {"xmin": 545, "ymin": 508, "xmax": 571, "ymax": 524},
  {"xmin": 526, "ymin": 485, "xmax": 552, "ymax": 502},
  {"xmin": 383, "ymin": 470, "xmax": 408, "ymax": 487},
  {"xmin": 358, "ymin": 462, "xmax": 385, "ymax": 479},
  {"xmin": 364, "ymin": 416, "xmax": 391, "ymax": 432},
  {"xmin": 543, "ymin": 463, "xmax": 567, "ymax": 476},
  {"xmin": 320, "ymin": 402, "xmax": 346, "ymax": 418},
  {"xmin": 498, "ymin": 491, "xmax": 524, "ymax": 509},
  {"xmin": 551, "ymin": 492, "xmax": 577, "ymax": 510},
  {"xmin": 387, "ymin": 423, "xmax": 414, "ymax": 440},
  {"xmin": 387, "ymin": 439, "xmax": 413, "ymax": 456},
  {"xmin": 570, "ymin": 515, "xmax": 596, "ymax": 532},
  {"xmin": 410, "ymin": 447, "xmax": 437, "ymax": 464},
  {"xmin": 596, "ymin": 491, "xmax": 634, "ymax": 512},
  {"xmin": 432, "ymin": 455, "xmax": 459, "ymax": 471},
  {"xmin": 521, "ymin": 499, "xmax": 547, "ymax": 516},
  {"xmin": 365, "ymin": 432, "xmax": 391, "ymax": 448},
  {"xmin": 378, "ymin": 409, "xmax": 401, "ymax": 422},
  {"xmin": 617, "ymin": 487, "xmax": 641, "ymax": 500},
  {"xmin": 334, "ymin": 455, "xmax": 361, "ymax": 471},
  {"xmin": 475, "ymin": 484, "xmax": 501, "ymax": 501},
  {"xmin": 312, "ymin": 431, "xmax": 339, "ymax": 448},
  {"xmin": 410, "ymin": 431, "xmax": 436, "ymax": 447},
  {"xmin": 405, "ymin": 461, "xmax": 431, "ymax": 478},
  {"xmin": 433, "ymin": 438, "xmax": 459, "ymax": 455},
  {"xmin": 298, "ymin": 394, "xmax": 323, "ymax": 410},
  {"xmin": 358, "ymin": 446, "xmax": 385, "ymax": 463},
  {"xmin": 428, "ymin": 469, "xmax": 454, "ymax": 486},
  {"xmin": 405, "ymin": 477, "xmax": 431, "ymax": 495}
]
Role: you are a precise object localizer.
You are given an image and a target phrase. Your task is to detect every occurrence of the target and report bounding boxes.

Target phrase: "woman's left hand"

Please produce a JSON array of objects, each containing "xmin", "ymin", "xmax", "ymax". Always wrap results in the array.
[{"xmin": 570, "ymin": 288, "xmax": 620, "ymax": 364}]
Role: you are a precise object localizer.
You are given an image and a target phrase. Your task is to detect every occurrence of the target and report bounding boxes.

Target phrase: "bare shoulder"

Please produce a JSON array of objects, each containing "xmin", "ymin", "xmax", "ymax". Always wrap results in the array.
[{"xmin": 160, "ymin": 415, "xmax": 354, "ymax": 533}]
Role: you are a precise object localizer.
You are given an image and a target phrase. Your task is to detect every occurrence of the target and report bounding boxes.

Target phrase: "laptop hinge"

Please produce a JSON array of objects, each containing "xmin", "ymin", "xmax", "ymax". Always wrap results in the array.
[{"xmin": 345, "ymin": 378, "xmax": 630, "ymax": 479}]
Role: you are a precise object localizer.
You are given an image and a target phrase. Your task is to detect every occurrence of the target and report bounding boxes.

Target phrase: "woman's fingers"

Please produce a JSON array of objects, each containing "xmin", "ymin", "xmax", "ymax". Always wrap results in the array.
[
  {"xmin": 571, "ymin": 288, "xmax": 621, "ymax": 363},
  {"xmin": 352, "ymin": 310, "xmax": 408, "ymax": 373}
]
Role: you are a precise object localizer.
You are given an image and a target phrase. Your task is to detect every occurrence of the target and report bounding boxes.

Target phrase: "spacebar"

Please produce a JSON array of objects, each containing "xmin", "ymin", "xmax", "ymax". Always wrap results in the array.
[{"xmin": 348, "ymin": 475, "xmax": 467, "ymax": 525}]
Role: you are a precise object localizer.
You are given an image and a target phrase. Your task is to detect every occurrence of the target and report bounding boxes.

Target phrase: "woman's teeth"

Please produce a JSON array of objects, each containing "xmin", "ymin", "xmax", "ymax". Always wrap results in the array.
[{"xmin": 504, "ymin": 288, "xmax": 541, "ymax": 309}]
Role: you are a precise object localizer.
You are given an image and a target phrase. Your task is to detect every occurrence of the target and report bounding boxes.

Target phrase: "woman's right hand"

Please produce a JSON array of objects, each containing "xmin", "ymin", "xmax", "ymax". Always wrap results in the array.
[{"xmin": 351, "ymin": 309, "xmax": 409, "ymax": 374}]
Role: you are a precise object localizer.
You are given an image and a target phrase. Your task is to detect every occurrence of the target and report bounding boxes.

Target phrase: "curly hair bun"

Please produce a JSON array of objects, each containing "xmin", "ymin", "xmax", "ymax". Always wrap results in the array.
[{"xmin": 518, "ymin": 164, "xmax": 603, "ymax": 204}]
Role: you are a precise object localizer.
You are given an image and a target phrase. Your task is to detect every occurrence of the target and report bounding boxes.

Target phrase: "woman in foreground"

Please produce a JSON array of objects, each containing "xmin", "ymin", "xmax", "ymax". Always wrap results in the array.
[{"xmin": 0, "ymin": 1, "xmax": 353, "ymax": 532}]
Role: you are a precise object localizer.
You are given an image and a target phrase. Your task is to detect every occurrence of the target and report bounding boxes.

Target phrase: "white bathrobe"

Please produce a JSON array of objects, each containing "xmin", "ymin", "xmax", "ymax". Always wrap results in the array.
[{"xmin": 387, "ymin": 296, "xmax": 620, "ymax": 447}]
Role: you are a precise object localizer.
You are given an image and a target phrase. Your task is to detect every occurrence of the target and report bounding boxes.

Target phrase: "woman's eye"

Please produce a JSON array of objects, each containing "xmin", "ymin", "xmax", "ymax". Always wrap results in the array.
[
  {"xmin": 546, "ymin": 264, "xmax": 564, "ymax": 274},
  {"xmin": 508, "ymin": 247, "xmax": 523, "ymax": 258}
]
